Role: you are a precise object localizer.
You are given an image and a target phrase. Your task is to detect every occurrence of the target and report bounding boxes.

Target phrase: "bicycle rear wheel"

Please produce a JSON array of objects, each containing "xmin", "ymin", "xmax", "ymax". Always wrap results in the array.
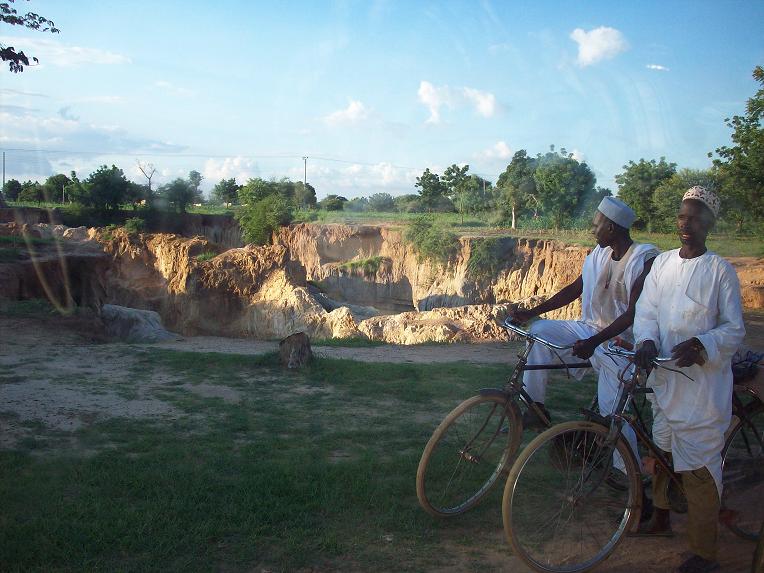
[
  {"xmin": 722, "ymin": 399, "xmax": 764, "ymax": 541},
  {"xmin": 416, "ymin": 393, "xmax": 522, "ymax": 517},
  {"xmin": 503, "ymin": 421, "xmax": 642, "ymax": 573}
]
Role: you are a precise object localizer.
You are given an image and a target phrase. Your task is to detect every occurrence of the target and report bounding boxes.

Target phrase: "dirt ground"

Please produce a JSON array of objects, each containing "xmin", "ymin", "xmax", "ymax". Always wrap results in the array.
[{"xmin": 1, "ymin": 312, "xmax": 762, "ymax": 572}]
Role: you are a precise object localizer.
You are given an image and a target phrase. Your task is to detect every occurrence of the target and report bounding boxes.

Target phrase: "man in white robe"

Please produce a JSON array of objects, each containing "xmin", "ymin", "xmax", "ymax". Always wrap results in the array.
[
  {"xmin": 634, "ymin": 186, "xmax": 745, "ymax": 573},
  {"xmin": 510, "ymin": 197, "xmax": 659, "ymax": 473}
]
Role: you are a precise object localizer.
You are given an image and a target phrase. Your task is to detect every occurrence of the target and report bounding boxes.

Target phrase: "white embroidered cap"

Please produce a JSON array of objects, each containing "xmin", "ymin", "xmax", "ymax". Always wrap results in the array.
[
  {"xmin": 597, "ymin": 196, "xmax": 637, "ymax": 229},
  {"xmin": 682, "ymin": 186, "xmax": 720, "ymax": 218}
]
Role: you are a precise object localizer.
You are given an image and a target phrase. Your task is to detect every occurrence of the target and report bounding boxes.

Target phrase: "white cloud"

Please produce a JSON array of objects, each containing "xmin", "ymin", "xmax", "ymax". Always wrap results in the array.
[
  {"xmin": 323, "ymin": 100, "xmax": 370, "ymax": 126},
  {"xmin": 462, "ymin": 88, "xmax": 497, "ymax": 118},
  {"xmin": 154, "ymin": 80, "xmax": 195, "ymax": 97},
  {"xmin": 0, "ymin": 36, "xmax": 130, "ymax": 67},
  {"xmin": 79, "ymin": 95, "xmax": 126, "ymax": 104},
  {"xmin": 417, "ymin": 81, "xmax": 498, "ymax": 123},
  {"xmin": 570, "ymin": 148, "xmax": 586, "ymax": 162},
  {"xmin": 569, "ymin": 26, "xmax": 628, "ymax": 67},
  {"xmin": 284, "ymin": 161, "xmax": 419, "ymax": 196},
  {"xmin": 646, "ymin": 64, "xmax": 670, "ymax": 72},
  {"xmin": 478, "ymin": 140, "xmax": 513, "ymax": 161},
  {"xmin": 203, "ymin": 157, "xmax": 260, "ymax": 183}
]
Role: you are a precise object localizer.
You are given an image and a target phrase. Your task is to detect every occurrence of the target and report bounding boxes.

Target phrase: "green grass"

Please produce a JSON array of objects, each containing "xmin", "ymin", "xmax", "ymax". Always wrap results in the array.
[
  {"xmin": 195, "ymin": 250, "xmax": 218, "ymax": 262},
  {"xmin": 0, "ymin": 344, "xmax": 598, "ymax": 572},
  {"xmin": 311, "ymin": 336, "xmax": 386, "ymax": 347},
  {"xmin": 0, "ymin": 298, "xmax": 58, "ymax": 317},
  {"xmin": 337, "ymin": 255, "xmax": 388, "ymax": 276}
]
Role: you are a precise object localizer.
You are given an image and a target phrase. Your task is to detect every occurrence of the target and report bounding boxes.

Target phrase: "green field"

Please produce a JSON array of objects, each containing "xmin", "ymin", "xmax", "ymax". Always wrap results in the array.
[{"xmin": 0, "ymin": 341, "xmax": 597, "ymax": 572}]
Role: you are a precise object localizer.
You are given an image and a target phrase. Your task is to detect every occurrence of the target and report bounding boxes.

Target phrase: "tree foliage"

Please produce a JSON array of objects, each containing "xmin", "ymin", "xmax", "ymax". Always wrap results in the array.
[
  {"xmin": 614, "ymin": 157, "xmax": 676, "ymax": 230},
  {"xmin": 211, "ymin": 178, "xmax": 241, "ymax": 205},
  {"xmin": 533, "ymin": 147, "xmax": 596, "ymax": 229},
  {"xmin": 711, "ymin": 65, "xmax": 764, "ymax": 231},
  {"xmin": 79, "ymin": 165, "xmax": 132, "ymax": 211},
  {"xmin": 652, "ymin": 169, "xmax": 719, "ymax": 233},
  {"xmin": 414, "ymin": 168, "xmax": 447, "ymax": 210},
  {"xmin": 18, "ymin": 180, "xmax": 44, "ymax": 203},
  {"xmin": 367, "ymin": 192, "xmax": 396, "ymax": 212},
  {"xmin": 2, "ymin": 178, "xmax": 22, "ymax": 201},
  {"xmin": 318, "ymin": 194, "xmax": 347, "ymax": 211},
  {"xmin": 158, "ymin": 178, "xmax": 196, "ymax": 213},
  {"xmin": 236, "ymin": 193, "xmax": 293, "ymax": 245},
  {"xmin": 1, "ymin": 1, "xmax": 60, "ymax": 72},
  {"xmin": 496, "ymin": 150, "xmax": 537, "ymax": 228},
  {"xmin": 43, "ymin": 173, "xmax": 71, "ymax": 202}
]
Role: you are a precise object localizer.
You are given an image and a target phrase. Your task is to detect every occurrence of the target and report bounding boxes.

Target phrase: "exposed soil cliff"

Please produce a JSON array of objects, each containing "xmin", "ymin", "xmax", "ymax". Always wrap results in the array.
[{"xmin": 275, "ymin": 223, "xmax": 585, "ymax": 321}]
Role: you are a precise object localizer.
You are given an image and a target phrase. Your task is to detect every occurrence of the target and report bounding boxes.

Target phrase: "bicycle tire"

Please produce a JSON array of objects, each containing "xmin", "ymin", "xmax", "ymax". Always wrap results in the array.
[
  {"xmin": 503, "ymin": 421, "xmax": 642, "ymax": 573},
  {"xmin": 721, "ymin": 399, "xmax": 764, "ymax": 541},
  {"xmin": 416, "ymin": 393, "xmax": 522, "ymax": 517}
]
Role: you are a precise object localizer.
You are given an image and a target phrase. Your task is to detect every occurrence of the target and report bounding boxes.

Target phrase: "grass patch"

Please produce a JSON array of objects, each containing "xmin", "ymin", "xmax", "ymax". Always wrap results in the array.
[
  {"xmin": 0, "ymin": 344, "xmax": 602, "ymax": 572},
  {"xmin": 0, "ymin": 298, "xmax": 58, "ymax": 317},
  {"xmin": 195, "ymin": 250, "xmax": 218, "ymax": 262},
  {"xmin": 338, "ymin": 255, "xmax": 388, "ymax": 276}
]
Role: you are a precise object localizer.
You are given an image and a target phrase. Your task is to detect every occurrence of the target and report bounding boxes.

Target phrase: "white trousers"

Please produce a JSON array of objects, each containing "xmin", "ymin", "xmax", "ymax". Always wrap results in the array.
[{"xmin": 522, "ymin": 319, "xmax": 640, "ymax": 473}]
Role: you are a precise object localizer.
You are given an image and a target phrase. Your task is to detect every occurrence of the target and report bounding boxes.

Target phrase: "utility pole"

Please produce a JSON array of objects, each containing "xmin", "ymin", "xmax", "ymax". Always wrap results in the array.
[{"xmin": 302, "ymin": 156, "xmax": 308, "ymax": 187}]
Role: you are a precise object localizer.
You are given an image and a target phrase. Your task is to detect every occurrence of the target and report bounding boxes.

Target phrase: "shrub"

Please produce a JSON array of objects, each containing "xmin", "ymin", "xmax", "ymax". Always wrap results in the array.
[
  {"xmin": 196, "ymin": 251, "xmax": 217, "ymax": 262},
  {"xmin": 124, "ymin": 217, "xmax": 145, "ymax": 235},
  {"xmin": 339, "ymin": 256, "xmax": 388, "ymax": 277},
  {"xmin": 236, "ymin": 193, "xmax": 293, "ymax": 245},
  {"xmin": 404, "ymin": 215, "xmax": 459, "ymax": 266},
  {"xmin": 466, "ymin": 238, "xmax": 506, "ymax": 278}
]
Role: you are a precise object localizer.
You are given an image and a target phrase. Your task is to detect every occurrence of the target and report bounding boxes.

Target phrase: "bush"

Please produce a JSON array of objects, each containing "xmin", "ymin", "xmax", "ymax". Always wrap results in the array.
[
  {"xmin": 339, "ymin": 256, "xmax": 388, "ymax": 277},
  {"xmin": 124, "ymin": 217, "xmax": 145, "ymax": 234},
  {"xmin": 195, "ymin": 251, "xmax": 217, "ymax": 262},
  {"xmin": 466, "ymin": 238, "xmax": 508, "ymax": 278},
  {"xmin": 404, "ymin": 215, "xmax": 459, "ymax": 266},
  {"xmin": 236, "ymin": 193, "xmax": 293, "ymax": 245}
]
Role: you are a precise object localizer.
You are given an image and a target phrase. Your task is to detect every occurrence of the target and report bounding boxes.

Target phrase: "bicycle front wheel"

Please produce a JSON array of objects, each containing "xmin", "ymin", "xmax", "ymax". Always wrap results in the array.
[
  {"xmin": 416, "ymin": 393, "xmax": 522, "ymax": 517},
  {"xmin": 722, "ymin": 399, "xmax": 764, "ymax": 541},
  {"xmin": 503, "ymin": 421, "xmax": 642, "ymax": 573}
]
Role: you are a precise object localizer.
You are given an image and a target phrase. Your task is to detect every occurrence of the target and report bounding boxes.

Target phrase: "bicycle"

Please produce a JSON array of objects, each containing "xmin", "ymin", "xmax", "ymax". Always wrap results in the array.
[
  {"xmin": 415, "ymin": 317, "xmax": 593, "ymax": 518},
  {"xmin": 501, "ymin": 344, "xmax": 764, "ymax": 573}
]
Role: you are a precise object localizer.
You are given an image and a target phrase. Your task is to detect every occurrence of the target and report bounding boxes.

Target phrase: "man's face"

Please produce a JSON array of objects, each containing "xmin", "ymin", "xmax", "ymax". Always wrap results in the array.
[
  {"xmin": 590, "ymin": 211, "xmax": 613, "ymax": 247},
  {"xmin": 677, "ymin": 200, "xmax": 714, "ymax": 248}
]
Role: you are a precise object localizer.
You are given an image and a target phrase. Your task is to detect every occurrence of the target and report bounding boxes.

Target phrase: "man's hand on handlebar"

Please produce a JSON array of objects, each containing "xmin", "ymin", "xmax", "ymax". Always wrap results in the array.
[
  {"xmin": 635, "ymin": 340, "xmax": 658, "ymax": 370},
  {"xmin": 509, "ymin": 308, "xmax": 536, "ymax": 324},
  {"xmin": 671, "ymin": 337, "xmax": 706, "ymax": 368},
  {"xmin": 572, "ymin": 337, "xmax": 598, "ymax": 360}
]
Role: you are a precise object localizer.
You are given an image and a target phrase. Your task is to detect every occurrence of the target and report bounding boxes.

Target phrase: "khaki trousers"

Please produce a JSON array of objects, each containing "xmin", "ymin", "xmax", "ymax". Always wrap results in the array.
[{"xmin": 652, "ymin": 454, "xmax": 719, "ymax": 561}]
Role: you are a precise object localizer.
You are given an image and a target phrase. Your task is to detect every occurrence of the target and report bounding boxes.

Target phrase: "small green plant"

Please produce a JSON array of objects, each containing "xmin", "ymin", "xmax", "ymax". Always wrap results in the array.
[
  {"xmin": 404, "ymin": 215, "xmax": 459, "ymax": 266},
  {"xmin": 123, "ymin": 217, "xmax": 145, "ymax": 235},
  {"xmin": 0, "ymin": 298, "xmax": 57, "ymax": 316},
  {"xmin": 100, "ymin": 224, "xmax": 119, "ymax": 241},
  {"xmin": 339, "ymin": 256, "xmax": 387, "ymax": 276},
  {"xmin": 466, "ymin": 237, "xmax": 508, "ymax": 279},
  {"xmin": 195, "ymin": 251, "xmax": 217, "ymax": 262}
]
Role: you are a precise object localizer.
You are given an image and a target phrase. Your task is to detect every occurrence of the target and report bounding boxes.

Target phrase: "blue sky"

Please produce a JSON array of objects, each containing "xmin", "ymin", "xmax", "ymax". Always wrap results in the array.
[{"xmin": 1, "ymin": 0, "xmax": 762, "ymax": 198}]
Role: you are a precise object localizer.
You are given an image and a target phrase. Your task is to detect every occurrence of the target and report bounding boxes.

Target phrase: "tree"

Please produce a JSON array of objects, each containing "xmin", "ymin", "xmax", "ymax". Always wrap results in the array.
[
  {"xmin": 394, "ymin": 194, "xmax": 424, "ymax": 213},
  {"xmin": 236, "ymin": 193, "xmax": 293, "ymax": 245},
  {"xmin": 159, "ymin": 178, "xmax": 196, "ymax": 214},
  {"xmin": 188, "ymin": 170, "xmax": 204, "ymax": 203},
  {"xmin": 318, "ymin": 194, "xmax": 347, "ymax": 211},
  {"xmin": 345, "ymin": 197, "xmax": 369, "ymax": 212},
  {"xmin": 367, "ymin": 192, "xmax": 396, "ymax": 212},
  {"xmin": 43, "ymin": 173, "xmax": 71, "ymax": 203},
  {"xmin": 652, "ymin": 169, "xmax": 719, "ymax": 233},
  {"xmin": 18, "ymin": 180, "xmax": 44, "ymax": 203},
  {"xmin": 497, "ymin": 150, "xmax": 537, "ymax": 229},
  {"xmin": 82, "ymin": 165, "xmax": 131, "ymax": 211},
  {"xmin": 533, "ymin": 147, "xmax": 596, "ymax": 229},
  {"xmin": 293, "ymin": 181, "xmax": 317, "ymax": 209},
  {"xmin": 711, "ymin": 65, "xmax": 764, "ymax": 232},
  {"xmin": 2, "ymin": 178, "xmax": 22, "ymax": 201},
  {"xmin": 442, "ymin": 164, "xmax": 472, "ymax": 223},
  {"xmin": 1, "ymin": 1, "xmax": 60, "ymax": 72},
  {"xmin": 137, "ymin": 161, "xmax": 157, "ymax": 206},
  {"xmin": 414, "ymin": 168, "xmax": 447, "ymax": 211},
  {"xmin": 615, "ymin": 157, "xmax": 676, "ymax": 231},
  {"xmin": 211, "ymin": 178, "xmax": 240, "ymax": 206}
]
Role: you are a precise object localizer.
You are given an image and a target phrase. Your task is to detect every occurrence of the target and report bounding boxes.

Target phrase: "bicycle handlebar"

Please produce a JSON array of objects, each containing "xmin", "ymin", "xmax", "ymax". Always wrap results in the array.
[
  {"xmin": 604, "ymin": 340, "xmax": 673, "ymax": 362},
  {"xmin": 502, "ymin": 318, "xmax": 574, "ymax": 350}
]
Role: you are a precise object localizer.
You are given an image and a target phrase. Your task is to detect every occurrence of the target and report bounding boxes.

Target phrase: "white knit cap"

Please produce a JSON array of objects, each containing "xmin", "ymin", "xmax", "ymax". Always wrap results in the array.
[
  {"xmin": 682, "ymin": 186, "xmax": 720, "ymax": 218},
  {"xmin": 597, "ymin": 196, "xmax": 637, "ymax": 229}
]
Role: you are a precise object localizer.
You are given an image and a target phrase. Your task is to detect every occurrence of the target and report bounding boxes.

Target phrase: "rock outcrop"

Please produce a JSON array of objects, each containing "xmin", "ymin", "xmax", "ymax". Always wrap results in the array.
[{"xmin": 101, "ymin": 304, "xmax": 180, "ymax": 343}]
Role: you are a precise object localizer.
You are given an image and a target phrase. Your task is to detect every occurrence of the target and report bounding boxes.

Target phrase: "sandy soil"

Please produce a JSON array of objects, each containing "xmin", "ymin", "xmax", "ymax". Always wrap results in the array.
[{"xmin": 1, "ymin": 313, "xmax": 762, "ymax": 572}]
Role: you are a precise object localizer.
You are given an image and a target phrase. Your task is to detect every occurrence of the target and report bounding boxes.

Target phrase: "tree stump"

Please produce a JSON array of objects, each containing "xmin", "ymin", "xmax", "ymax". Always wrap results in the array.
[{"xmin": 279, "ymin": 332, "xmax": 312, "ymax": 368}]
